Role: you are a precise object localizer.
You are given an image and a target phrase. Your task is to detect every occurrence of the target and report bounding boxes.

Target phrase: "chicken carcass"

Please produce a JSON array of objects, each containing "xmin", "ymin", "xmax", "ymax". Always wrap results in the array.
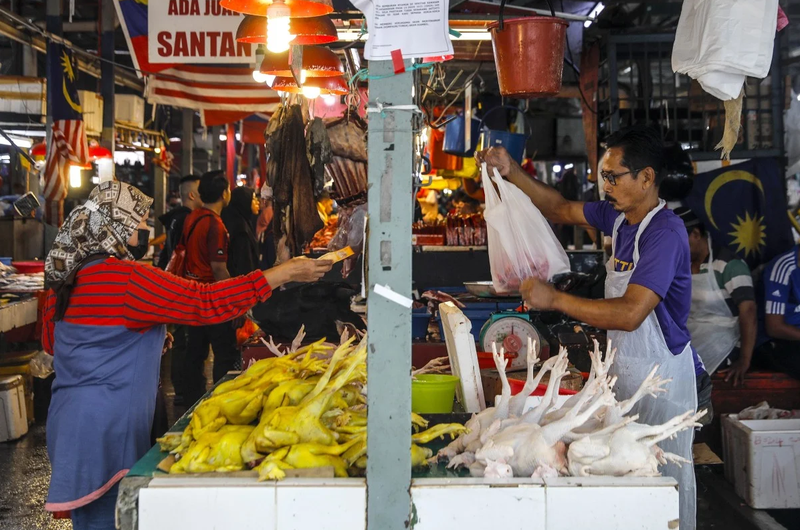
[
  {"xmin": 474, "ymin": 376, "xmax": 615, "ymax": 477},
  {"xmin": 568, "ymin": 409, "xmax": 706, "ymax": 477}
]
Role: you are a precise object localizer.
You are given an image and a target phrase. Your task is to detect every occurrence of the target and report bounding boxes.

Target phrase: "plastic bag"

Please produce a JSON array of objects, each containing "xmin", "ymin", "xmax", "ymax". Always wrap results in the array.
[
  {"xmin": 672, "ymin": 0, "xmax": 779, "ymax": 100},
  {"xmin": 481, "ymin": 163, "xmax": 570, "ymax": 293},
  {"xmin": 328, "ymin": 202, "xmax": 367, "ymax": 278},
  {"xmin": 30, "ymin": 350, "xmax": 54, "ymax": 379}
]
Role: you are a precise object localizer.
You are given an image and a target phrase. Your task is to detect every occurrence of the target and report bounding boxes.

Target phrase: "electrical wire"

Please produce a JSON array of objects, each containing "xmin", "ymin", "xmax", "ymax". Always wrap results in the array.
[{"xmin": 560, "ymin": 0, "xmax": 598, "ymax": 115}]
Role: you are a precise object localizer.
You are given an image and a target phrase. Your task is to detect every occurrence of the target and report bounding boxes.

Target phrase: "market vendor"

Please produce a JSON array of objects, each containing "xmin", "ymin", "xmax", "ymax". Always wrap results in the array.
[
  {"xmin": 479, "ymin": 125, "xmax": 700, "ymax": 530},
  {"xmin": 41, "ymin": 181, "xmax": 332, "ymax": 530},
  {"xmin": 675, "ymin": 207, "xmax": 757, "ymax": 387},
  {"xmin": 758, "ymin": 244, "xmax": 800, "ymax": 380}
]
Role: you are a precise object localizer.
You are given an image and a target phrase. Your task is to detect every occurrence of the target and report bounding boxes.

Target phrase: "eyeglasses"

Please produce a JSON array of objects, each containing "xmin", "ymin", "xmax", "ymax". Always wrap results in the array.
[{"xmin": 599, "ymin": 168, "xmax": 642, "ymax": 186}]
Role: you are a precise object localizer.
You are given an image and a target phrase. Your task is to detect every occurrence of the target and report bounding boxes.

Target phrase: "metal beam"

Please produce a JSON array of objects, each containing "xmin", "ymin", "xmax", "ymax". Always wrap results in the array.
[
  {"xmin": 0, "ymin": 10, "xmax": 143, "ymax": 91},
  {"xmin": 100, "ymin": 0, "xmax": 116, "ymax": 156},
  {"xmin": 181, "ymin": 109, "xmax": 194, "ymax": 176},
  {"xmin": 366, "ymin": 60, "xmax": 413, "ymax": 530}
]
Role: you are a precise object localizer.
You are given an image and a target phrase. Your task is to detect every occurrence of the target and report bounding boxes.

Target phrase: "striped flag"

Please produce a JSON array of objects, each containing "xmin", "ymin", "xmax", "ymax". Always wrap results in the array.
[
  {"xmin": 44, "ymin": 43, "xmax": 89, "ymax": 226},
  {"xmin": 145, "ymin": 65, "xmax": 281, "ymax": 117}
]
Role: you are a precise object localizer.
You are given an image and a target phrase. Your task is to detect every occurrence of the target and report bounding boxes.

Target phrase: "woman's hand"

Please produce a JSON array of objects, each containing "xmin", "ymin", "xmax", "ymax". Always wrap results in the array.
[
  {"xmin": 264, "ymin": 257, "xmax": 334, "ymax": 288},
  {"xmin": 163, "ymin": 332, "xmax": 174, "ymax": 355}
]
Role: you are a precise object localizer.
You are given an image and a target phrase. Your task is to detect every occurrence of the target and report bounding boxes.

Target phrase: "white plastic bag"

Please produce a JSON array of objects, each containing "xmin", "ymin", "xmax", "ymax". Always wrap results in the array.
[
  {"xmin": 481, "ymin": 163, "xmax": 570, "ymax": 293},
  {"xmin": 672, "ymin": 0, "xmax": 779, "ymax": 101}
]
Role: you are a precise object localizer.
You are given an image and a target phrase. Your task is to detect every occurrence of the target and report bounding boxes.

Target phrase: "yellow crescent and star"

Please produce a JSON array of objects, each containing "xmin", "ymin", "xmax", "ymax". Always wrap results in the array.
[
  {"xmin": 704, "ymin": 170, "xmax": 767, "ymax": 258},
  {"xmin": 60, "ymin": 49, "xmax": 82, "ymax": 114}
]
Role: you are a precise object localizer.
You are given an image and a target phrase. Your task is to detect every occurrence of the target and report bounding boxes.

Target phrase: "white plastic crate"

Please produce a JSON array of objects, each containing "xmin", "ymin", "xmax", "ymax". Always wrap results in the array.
[
  {"xmin": 0, "ymin": 375, "xmax": 28, "ymax": 442},
  {"xmin": 115, "ymin": 94, "xmax": 145, "ymax": 128},
  {"xmin": 78, "ymin": 90, "xmax": 104, "ymax": 136},
  {"xmin": 722, "ymin": 414, "xmax": 800, "ymax": 509}
]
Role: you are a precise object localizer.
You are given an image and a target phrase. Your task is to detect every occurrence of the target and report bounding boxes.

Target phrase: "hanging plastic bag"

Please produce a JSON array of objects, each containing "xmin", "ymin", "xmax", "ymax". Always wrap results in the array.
[
  {"xmin": 672, "ymin": 0, "xmax": 779, "ymax": 101},
  {"xmin": 481, "ymin": 163, "xmax": 570, "ymax": 293}
]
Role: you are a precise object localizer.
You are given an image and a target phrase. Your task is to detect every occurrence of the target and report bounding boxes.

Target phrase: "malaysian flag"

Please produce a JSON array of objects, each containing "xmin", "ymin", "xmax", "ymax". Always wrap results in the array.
[{"xmin": 44, "ymin": 43, "xmax": 89, "ymax": 226}]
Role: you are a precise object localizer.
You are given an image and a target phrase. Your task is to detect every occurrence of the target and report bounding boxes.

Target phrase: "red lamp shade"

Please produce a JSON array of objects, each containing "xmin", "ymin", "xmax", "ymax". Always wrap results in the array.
[
  {"xmin": 220, "ymin": 0, "xmax": 333, "ymax": 18},
  {"xmin": 260, "ymin": 46, "xmax": 344, "ymax": 77},
  {"xmin": 88, "ymin": 144, "xmax": 113, "ymax": 160},
  {"xmin": 272, "ymin": 75, "xmax": 348, "ymax": 95},
  {"xmin": 236, "ymin": 15, "xmax": 337, "ymax": 45},
  {"xmin": 423, "ymin": 54, "xmax": 454, "ymax": 63},
  {"xmin": 30, "ymin": 141, "xmax": 46, "ymax": 158}
]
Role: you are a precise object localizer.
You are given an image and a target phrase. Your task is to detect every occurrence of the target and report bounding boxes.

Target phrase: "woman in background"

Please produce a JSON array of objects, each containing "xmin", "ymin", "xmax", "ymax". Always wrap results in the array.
[{"xmin": 222, "ymin": 186, "xmax": 260, "ymax": 277}]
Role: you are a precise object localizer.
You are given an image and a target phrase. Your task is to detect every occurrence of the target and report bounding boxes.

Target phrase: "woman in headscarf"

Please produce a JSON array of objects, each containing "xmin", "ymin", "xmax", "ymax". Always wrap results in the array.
[
  {"xmin": 42, "ymin": 181, "xmax": 332, "ymax": 530},
  {"xmin": 256, "ymin": 183, "xmax": 276, "ymax": 269},
  {"xmin": 221, "ymin": 186, "xmax": 259, "ymax": 277}
]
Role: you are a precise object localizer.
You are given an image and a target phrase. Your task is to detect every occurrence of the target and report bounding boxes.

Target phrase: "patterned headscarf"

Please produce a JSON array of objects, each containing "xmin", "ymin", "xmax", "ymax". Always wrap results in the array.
[{"xmin": 46, "ymin": 181, "xmax": 153, "ymax": 303}]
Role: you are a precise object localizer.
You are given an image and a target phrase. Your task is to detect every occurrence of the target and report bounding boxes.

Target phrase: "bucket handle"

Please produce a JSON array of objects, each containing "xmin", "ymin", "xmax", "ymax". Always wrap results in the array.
[
  {"xmin": 498, "ymin": 0, "xmax": 556, "ymax": 31},
  {"xmin": 478, "ymin": 104, "xmax": 533, "ymax": 138}
]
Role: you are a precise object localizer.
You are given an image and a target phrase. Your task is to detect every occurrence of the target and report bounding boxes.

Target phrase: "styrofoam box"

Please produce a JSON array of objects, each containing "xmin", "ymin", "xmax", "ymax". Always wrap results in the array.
[
  {"xmin": 115, "ymin": 94, "xmax": 145, "ymax": 129},
  {"xmin": 722, "ymin": 414, "xmax": 800, "ymax": 509},
  {"xmin": 0, "ymin": 375, "xmax": 28, "ymax": 442},
  {"xmin": 78, "ymin": 90, "xmax": 104, "ymax": 136}
]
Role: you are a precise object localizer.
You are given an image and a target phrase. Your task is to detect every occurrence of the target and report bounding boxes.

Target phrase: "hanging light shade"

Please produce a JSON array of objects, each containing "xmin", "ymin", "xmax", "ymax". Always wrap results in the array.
[
  {"xmin": 237, "ymin": 15, "xmax": 337, "ymax": 45},
  {"xmin": 220, "ymin": 0, "xmax": 333, "ymax": 18},
  {"xmin": 271, "ymin": 75, "xmax": 348, "ymax": 96},
  {"xmin": 30, "ymin": 141, "xmax": 46, "ymax": 159},
  {"xmin": 88, "ymin": 142, "xmax": 113, "ymax": 161},
  {"xmin": 259, "ymin": 46, "xmax": 344, "ymax": 78},
  {"xmin": 423, "ymin": 54, "xmax": 454, "ymax": 63}
]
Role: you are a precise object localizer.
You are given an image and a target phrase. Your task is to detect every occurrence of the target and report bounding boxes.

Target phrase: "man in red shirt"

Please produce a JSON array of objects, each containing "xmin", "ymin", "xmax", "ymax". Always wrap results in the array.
[{"xmin": 182, "ymin": 171, "xmax": 238, "ymax": 405}]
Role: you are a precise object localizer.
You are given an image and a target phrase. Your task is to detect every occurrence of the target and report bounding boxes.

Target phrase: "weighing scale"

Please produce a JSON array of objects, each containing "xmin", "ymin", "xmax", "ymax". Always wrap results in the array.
[{"xmin": 479, "ymin": 312, "xmax": 544, "ymax": 370}]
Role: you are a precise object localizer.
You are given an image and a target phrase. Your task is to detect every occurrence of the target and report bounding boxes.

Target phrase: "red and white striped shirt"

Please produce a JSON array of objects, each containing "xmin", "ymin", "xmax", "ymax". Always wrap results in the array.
[{"xmin": 42, "ymin": 257, "xmax": 271, "ymax": 354}]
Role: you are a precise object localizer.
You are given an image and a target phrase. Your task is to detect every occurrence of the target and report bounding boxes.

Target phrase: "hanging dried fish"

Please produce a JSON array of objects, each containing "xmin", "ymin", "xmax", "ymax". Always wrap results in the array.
[{"xmin": 307, "ymin": 117, "xmax": 332, "ymax": 200}]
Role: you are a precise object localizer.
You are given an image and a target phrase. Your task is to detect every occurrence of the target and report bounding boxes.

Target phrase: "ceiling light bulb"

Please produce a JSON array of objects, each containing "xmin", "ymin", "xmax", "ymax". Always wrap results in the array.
[
  {"xmin": 553, "ymin": 164, "xmax": 562, "ymax": 173},
  {"xmin": 302, "ymin": 86, "xmax": 321, "ymax": 99},
  {"xmin": 300, "ymin": 70, "xmax": 308, "ymax": 83},
  {"xmin": 264, "ymin": 74, "xmax": 276, "ymax": 87},
  {"xmin": 322, "ymin": 95, "xmax": 337, "ymax": 106},
  {"xmin": 266, "ymin": 1, "xmax": 292, "ymax": 54},
  {"xmin": 253, "ymin": 70, "xmax": 270, "ymax": 83}
]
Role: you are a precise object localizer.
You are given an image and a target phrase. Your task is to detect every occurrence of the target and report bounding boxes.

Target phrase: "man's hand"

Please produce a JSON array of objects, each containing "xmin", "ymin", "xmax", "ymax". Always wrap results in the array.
[
  {"xmin": 475, "ymin": 146, "xmax": 515, "ymax": 178},
  {"xmin": 163, "ymin": 332, "xmax": 174, "ymax": 355},
  {"xmin": 721, "ymin": 358, "xmax": 750, "ymax": 387},
  {"xmin": 520, "ymin": 277, "xmax": 556, "ymax": 311}
]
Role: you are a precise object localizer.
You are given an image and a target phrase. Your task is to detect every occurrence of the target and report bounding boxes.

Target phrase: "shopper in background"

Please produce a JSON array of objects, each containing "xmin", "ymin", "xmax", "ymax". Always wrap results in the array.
[
  {"xmin": 41, "ymin": 180, "xmax": 332, "ymax": 530},
  {"xmin": 181, "ymin": 170, "xmax": 238, "ymax": 405},
  {"xmin": 157, "ymin": 175, "xmax": 202, "ymax": 270},
  {"xmin": 758, "ymin": 244, "xmax": 800, "ymax": 380},
  {"xmin": 257, "ymin": 184, "xmax": 276, "ymax": 269},
  {"xmin": 676, "ymin": 207, "xmax": 757, "ymax": 391},
  {"xmin": 222, "ymin": 186, "xmax": 260, "ymax": 277}
]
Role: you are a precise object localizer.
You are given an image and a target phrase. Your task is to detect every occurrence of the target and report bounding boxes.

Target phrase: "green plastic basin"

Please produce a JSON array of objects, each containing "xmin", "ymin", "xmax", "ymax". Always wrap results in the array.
[{"xmin": 411, "ymin": 374, "xmax": 459, "ymax": 414}]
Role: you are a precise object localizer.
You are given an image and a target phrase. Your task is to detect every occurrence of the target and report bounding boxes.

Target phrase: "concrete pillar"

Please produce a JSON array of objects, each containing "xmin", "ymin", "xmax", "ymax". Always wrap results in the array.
[
  {"xmin": 153, "ymin": 166, "xmax": 167, "ymax": 238},
  {"xmin": 209, "ymin": 126, "xmax": 221, "ymax": 171},
  {"xmin": 181, "ymin": 109, "xmax": 194, "ymax": 176},
  {"xmin": 366, "ymin": 60, "xmax": 413, "ymax": 530}
]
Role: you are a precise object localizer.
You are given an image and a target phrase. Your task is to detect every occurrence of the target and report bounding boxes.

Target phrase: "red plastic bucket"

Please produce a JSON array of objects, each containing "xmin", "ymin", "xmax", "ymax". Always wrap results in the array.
[
  {"xmin": 489, "ymin": 17, "xmax": 568, "ymax": 98},
  {"xmin": 12, "ymin": 261, "xmax": 44, "ymax": 274},
  {"xmin": 508, "ymin": 378, "xmax": 578, "ymax": 397}
]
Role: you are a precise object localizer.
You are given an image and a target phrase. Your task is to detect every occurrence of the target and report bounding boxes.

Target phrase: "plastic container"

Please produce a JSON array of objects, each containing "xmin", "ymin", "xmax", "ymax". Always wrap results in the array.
[
  {"xmin": 476, "ymin": 105, "xmax": 532, "ymax": 163},
  {"xmin": 0, "ymin": 375, "xmax": 28, "ymax": 442},
  {"xmin": 508, "ymin": 379, "xmax": 578, "ymax": 397},
  {"xmin": 437, "ymin": 310, "xmax": 491, "ymax": 342},
  {"xmin": 412, "ymin": 310, "xmax": 432, "ymax": 340},
  {"xmin": 11, "ymin": 261, "xmax": 44, "ymax": 274},
  {"xmin": 443, "ymin": 114, "xmax": 482, "ymax": 156},
  {"xmin": 476, "ymin": 351, "xmax": 516, "ymax": 370},
  {"xmin": 412, "ymin": 374, "xmax": 460, "ymax": 413},
  {"xmin": 0, "ymin": 258, "xmax": 11, "ymax": 266},
  {"xmin": 722, "ymin": 414, "xmax": 800, "ymax": 508},
  {"xmin": 489, "ymin": 17, "xmax": 569, "ymax": 98}
]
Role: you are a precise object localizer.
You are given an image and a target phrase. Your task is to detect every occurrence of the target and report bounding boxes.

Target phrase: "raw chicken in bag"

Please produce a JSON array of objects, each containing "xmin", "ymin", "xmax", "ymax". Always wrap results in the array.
[{"xmin": 482, "ymin": 163, "xmax": 570, "ymax": 293}]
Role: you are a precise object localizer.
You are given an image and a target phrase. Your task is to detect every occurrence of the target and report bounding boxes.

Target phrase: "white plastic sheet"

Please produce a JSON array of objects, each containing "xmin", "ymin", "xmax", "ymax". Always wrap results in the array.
[
  {"xmin": 481, "ymin": 163, "xmax": 570, "ymax": 293},
  {"xmin": 672, "ymin": 0, "xmax": 779, "ymax": 101}
]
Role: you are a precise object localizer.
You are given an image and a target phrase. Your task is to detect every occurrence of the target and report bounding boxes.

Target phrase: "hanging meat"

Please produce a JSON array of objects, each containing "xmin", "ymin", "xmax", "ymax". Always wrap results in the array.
[
  {"xmin": 324, "ymin": 113, "xmax": 369, "ymax": 278},
  {"xmin": 267, "ymin": 104, "xmax": 324, "ymax": 261},
  {"xmin": 307, "ymin": 117, "xmax": 332, "ymax": 200}
]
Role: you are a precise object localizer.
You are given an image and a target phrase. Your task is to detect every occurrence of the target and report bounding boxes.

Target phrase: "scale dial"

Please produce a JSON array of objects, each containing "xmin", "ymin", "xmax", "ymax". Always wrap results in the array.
[{"xmin": 480, "ymin": 316, "xmax": 542, "ymax": 370}]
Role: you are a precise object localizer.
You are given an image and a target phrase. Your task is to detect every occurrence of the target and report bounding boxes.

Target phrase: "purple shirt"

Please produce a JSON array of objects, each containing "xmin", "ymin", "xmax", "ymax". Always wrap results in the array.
[{"xmin": 584, "ymin": 201, "xmax": 705, "ymax": 376}]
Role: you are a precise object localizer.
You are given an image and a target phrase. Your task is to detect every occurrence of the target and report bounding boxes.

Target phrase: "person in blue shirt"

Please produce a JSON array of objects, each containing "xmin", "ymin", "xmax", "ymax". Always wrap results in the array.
[
  {"xmin": 759, "ymin": 245, "xmax": 800, "ymax": 380},
  {"xmin": 479, "ymin": 125, "xmax": 700, "ymax": 529}
]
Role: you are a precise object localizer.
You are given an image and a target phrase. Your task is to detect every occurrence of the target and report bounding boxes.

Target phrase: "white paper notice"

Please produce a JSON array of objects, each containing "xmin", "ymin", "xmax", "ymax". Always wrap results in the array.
[{"xmin": 353, "ymin": 0, "xmax": 454, "ymax": 61}]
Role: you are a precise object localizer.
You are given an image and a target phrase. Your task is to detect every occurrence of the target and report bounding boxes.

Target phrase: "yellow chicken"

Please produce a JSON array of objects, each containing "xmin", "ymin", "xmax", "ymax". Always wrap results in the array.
[
  {"xmin": 256, "ymin": 436, "xmax": 363, "ymax": 481},
  {"xmin": 170, "ymin": 425, "xmax": 253, "ymax": 474}
]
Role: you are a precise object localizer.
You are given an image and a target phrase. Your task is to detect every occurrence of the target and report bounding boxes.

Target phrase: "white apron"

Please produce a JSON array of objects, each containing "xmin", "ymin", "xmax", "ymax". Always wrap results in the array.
[
  {"xmin": 687, "ymin": 237, "xmax": 739, "ymax": 374},
  {"xmin": 605, "ymin": 200, "xmax": 698, "ymax": 530}
]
